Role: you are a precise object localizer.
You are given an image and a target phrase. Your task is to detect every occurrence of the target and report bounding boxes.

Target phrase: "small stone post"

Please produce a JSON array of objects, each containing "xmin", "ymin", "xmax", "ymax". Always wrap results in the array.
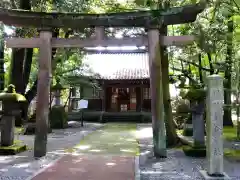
[
  {"xmin": 200, "ymin": 75, "xmax": 230, "ymax": 179},
  {"xmin": 1, "ymin": 103, "xmax": 15, "ymax": 146},
  {"xmin": 53, "ymin": 79, "xmax": 62, "ymax": 106},
  {"xmin": 192, "ymin": 101, "xmax": 205, "ymax": 148},
  {"xmin": 54, "ymin": 91, "xmax": 61, "ymax": 106}
]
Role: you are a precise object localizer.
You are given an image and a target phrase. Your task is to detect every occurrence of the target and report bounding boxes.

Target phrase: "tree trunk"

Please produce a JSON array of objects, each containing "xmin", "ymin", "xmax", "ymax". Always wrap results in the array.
[
  {"xmin": 22, "ymin": 48, "xmax": 34, "ymax": 93},
  {"xmin": 223, "ymin": 9, "xmax": 234, "ymax": 126},
  {"xmin": 160, "ymin": 26, "xmax": 178, "ymax": 147},
  {"xmin": 9, "ymin": 0, "xmax": 32, "ymax": 126},
  {"xmin": 10, "ymin": 0, "xmax": 31, "ymax": 91},
  {"xmin": 198, "ymin": 54, "xmax": 203, "ymax": 83},
  {"xmin": 0, "ymin": 22, "xmax": 4, "ymax": 91}
]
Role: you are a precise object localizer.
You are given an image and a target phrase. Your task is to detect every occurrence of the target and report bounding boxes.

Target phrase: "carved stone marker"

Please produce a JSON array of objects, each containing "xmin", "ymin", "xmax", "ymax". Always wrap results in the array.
[{"xmin": 200, "ymin": 75, "xmax": 230, "ymax": 180}]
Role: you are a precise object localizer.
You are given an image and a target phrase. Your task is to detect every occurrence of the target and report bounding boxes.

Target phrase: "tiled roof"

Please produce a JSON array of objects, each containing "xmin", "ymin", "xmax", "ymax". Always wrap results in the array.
[
  {"xmin": 102, "ymin": 68, "xmax": 149, "ymax": 80},
  {"xmin": 83, "ymin": 53, "xmax": 150, "ymax": 80}
]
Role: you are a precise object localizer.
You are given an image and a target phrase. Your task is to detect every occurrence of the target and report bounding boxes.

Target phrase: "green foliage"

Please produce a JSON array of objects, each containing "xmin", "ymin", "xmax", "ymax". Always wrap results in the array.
[
  {"xmin": 183, "ymin": 88, "xmax": 206, "ymax": 101},
  {"xmin": 49, "ymin": 105, "xmax": 68, "ymax": 129}
]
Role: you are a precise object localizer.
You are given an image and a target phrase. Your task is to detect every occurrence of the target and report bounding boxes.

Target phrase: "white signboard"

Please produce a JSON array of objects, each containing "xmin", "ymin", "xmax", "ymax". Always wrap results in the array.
[{"xmin": 78, "ymin": 99, "xmax": 88, "ymax": 109}]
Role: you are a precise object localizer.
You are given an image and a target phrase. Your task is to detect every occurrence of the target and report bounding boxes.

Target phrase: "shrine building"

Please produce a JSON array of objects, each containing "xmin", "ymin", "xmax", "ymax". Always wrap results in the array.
[{"xmin": 75, "ymin": 53, "xmax": 152, "ymax": 112}]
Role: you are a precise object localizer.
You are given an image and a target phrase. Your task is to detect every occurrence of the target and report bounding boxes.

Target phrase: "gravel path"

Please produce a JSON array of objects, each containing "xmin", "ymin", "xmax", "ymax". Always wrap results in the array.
[
  {"xmin": 0, "ymin": 122, "xmax": 104, "ymax": 180},
  {"xmin": 137, "ymin": 124, "xmax": 240, "ymax": 180}
]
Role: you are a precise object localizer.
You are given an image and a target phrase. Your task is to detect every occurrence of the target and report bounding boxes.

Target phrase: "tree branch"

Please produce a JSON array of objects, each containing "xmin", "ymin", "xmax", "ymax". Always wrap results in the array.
[
  {"xmin": 170, "ymin": 67, "xmax": 198, "ymax": 84},
  {"xmin": 175, "ymin": 59, "xmax": 212, "ymax": 72},
  {"xmin": 10, "ymin": 0, "xmax": 17, "ymax": 9}
]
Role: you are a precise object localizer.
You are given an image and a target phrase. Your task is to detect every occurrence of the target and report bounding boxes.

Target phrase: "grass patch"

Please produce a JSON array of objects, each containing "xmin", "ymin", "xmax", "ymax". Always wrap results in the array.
[
  {"xmin": 177, "ymin": 129, "xmax": 183, "ymax": 135},
  {"xmin": 223, "ymin": 126, "xmax": 240, "ymax": 141},
  {"xmin": 67, "ymin": 123, "xmax": 139, "ymax": 156},
  {"xmin": 15, "ymin": 127, "xmax": 25, "ymax": 134},
  {"xmin": 0, "ymin": 141, "xmax": 27, "ymax": 155},
  {"xmin": 224, "ymin": 148, "xmax": 240, "ymax": 161},
  {"xmin": 178, "ymin": 126, "xmax": 240, "ymax": 142}
]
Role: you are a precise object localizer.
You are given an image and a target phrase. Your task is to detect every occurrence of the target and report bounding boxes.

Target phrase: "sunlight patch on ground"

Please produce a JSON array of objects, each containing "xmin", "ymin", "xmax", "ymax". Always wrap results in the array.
[
  {"xmin": 70, "ymin": 123, "xmax": 139, "ymax": 155},
  {"xmin": 13, "ymin": 162, "xmax": 31, "ymax": 168},
  {"xmin": 75, "ymin": 145, "xmax": 91, "ymax": 150},
  {"xmin": 120, "ymin": 149, "xmax": 135, "ymax": 153},
  {"xmin": 106, "ymin": 162, "xmax": 116, "ymax": 166},
  {"xmin": 89, "ymin": 149, "xmax": 102, "ymax": 152},
  {"xmin": 135, "ymin": 127, "xmax": 152, "ymax": 139}
]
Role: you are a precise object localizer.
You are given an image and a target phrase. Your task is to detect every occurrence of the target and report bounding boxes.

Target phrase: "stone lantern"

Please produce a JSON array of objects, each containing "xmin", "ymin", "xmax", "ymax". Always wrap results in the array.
[
  {"xmin": 0, "ymin": 84, "xmax": 26, "ymax": 146},
  {"xmin": 50, "ymin": 79, "xmax": 67, "ymax": 129},
  {"xmin": 51, "ymin": 78, "xmax": 64, "ymax": 106}
]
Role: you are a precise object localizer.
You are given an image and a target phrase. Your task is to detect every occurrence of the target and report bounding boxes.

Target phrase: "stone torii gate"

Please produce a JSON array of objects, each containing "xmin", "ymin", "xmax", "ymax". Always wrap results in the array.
[{"xmin": 0, "ymin": 2, "xmax": 205, "ymax": 158}]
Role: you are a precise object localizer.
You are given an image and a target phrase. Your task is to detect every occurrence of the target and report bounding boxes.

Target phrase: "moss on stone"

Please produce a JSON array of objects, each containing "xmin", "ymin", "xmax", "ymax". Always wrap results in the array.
[
  {"xmin": 0, "ymin": 141, "xmax": 27, "ymax": 155},
  {"xmin": 182, "ymin": 145, "xmax": 206, "ymax": 157},
  {"xmin": 183, "ymin": 88, "xmax": 206, "ymax": 101},
  {"xmin": 0, "ymin": 84, "xmax": 26, "ymax": 102},
  {"xmin": 49, "ymin": 105, "xmax": 67, "ymax": 129}
]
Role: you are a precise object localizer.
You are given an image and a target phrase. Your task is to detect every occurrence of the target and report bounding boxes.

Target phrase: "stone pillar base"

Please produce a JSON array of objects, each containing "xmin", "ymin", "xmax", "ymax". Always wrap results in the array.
[
  {"xmin": 199, "ymin": 170, "xmax": 231, "ymax": 180},
  {"xmin": 1, "ymin": 116, "xmax": 15, "ymax": 146}
]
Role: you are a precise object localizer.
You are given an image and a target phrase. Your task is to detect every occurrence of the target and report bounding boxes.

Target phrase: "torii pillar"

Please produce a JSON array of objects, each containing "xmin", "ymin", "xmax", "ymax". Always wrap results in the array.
[
  {"xmin": 34, "ymin": 29, "xmax": 52, "ymax": 158},
  {"xmin": 148, "ymin": 28, "xmax": 166, "ymax": 157}
]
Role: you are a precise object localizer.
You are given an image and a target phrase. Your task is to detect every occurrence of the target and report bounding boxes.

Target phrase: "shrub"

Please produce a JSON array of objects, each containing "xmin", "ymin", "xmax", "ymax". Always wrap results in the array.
[{"xmin": 49, "ymin": 105, "xmax": 67, "ymax": 129}]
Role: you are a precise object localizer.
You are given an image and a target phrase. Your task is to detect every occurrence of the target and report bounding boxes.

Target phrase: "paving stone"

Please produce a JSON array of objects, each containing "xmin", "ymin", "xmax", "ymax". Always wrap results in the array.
[{"xmin": 0, "ymin": 122, "xmax": 104, "ymax": 179}]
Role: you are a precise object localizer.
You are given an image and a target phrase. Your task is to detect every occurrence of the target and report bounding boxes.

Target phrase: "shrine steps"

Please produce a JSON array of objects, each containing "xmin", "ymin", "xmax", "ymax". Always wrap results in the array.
[{"xmin": 67, "ymin": 111, "xmax": 151, "ymax": 123}]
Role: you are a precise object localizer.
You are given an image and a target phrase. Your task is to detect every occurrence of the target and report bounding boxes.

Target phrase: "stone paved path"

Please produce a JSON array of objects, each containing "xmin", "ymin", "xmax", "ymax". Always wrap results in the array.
[
  {"xmin": 0, "ymin": 122, "xmax": 103, "ymax": 180},
  {"xmin": 30, "ymin": 123, "xmax": 139, "ymax": 180},
  {"xmin": 31, "ymin": 155, "xmax": 134, "ymax": 180}
]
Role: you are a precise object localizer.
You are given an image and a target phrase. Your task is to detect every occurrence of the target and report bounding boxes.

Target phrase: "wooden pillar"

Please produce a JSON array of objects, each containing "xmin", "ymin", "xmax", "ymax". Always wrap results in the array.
[
  {"xmin": 136, "ymin": 86, "xmax": 142, "ymax": 112},
  {"xmin": 140, "ymin": 82, "xmax": 143, "ymax": 111},
  {"xmin": 95, "ymin": 27, "xmax": 105, "ymax": 41},
  {"xmin": 102, "ymin": 81, "xmax": 106, "ymax": 111},
  {"xmin": 34, "ymin": 30, "xmax": 52, "ymax": 158},
  {"xmin": 80, "ymin": 86, "xmax": 84, "ymax": 99},
  {"xmin": 71, "ymin": 87, "xmax": 77, "ymax": 110},
  {"xmin": 106, "ymin": 87, "xmax": 112, "ymax": 111},
  {"xmin": 148, "ymin": 28, "xmax": 167, "ymax": 158}
]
